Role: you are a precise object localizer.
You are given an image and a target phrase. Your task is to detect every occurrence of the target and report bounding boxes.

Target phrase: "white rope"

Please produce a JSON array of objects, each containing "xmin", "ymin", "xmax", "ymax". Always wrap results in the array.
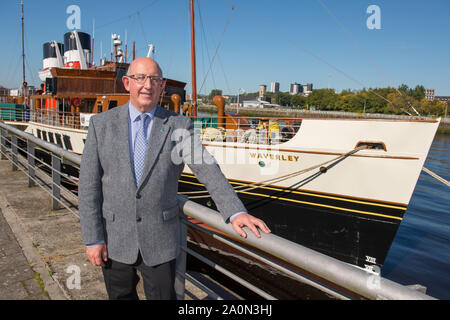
[
  {"xmin": 182, "ymin": 145, "xmax": 368, "ymax": 199},
  {"xmin": 422, "ymin": 167, "xmax": 450, "ymax": 187}
]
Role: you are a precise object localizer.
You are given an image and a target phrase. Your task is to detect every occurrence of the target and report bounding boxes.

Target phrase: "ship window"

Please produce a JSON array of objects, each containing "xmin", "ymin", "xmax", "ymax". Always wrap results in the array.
[
  {"xmin": 63, "ymin": 135, "xmax": 73, "ymax": 151},
  {"xmin": 36, "ymin": 129, "xmax": 42, "ymax": 140},
  {"xmin": 108, "ymin": 100, "xmax": 118, "ymax": 110},
  {"xmin": 355, "ymin": 141, "xmax": 386, "ymax": 151},
  {"xmin": 42, "ymin": 131, "xmax": 48, "ymax": 142},
  {"xmin": 48, "ymin": 132, "xmax": 55, "ymax": 144},
  {"xmin": 54, "ymin": 133, "xmax": 63, "ymax": 148}
]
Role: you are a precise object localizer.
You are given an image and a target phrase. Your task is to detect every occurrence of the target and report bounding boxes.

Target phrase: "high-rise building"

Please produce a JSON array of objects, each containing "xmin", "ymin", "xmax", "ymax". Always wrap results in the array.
[
  {"xmin": 270, "ymin": 82, "xmax": 280, "ymax": 93},
  {"xmin": 289, "ymin": 83, "xmax": 301, "ymax": 95},
  {"xmin": 259, "ymin": 85, "xmax": 267, "ymax": 99},
  {"xmin": 425, "ymin": 89, "xmax": 435, "ymax": 101},
  {"xmin": 302, "ymin": 83, "xmax": 313, "ymax": 96}
]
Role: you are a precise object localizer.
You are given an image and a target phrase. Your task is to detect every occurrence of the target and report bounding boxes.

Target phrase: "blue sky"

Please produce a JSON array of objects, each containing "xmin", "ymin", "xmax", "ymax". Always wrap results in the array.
[{"xmin": 1, "ymin": 0, "xmax": 449, "ymax": 96}]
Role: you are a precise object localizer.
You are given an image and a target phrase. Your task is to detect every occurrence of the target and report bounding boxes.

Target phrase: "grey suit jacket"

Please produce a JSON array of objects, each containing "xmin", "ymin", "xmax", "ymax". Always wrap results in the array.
[{"xmin": 79, "ymin": 104, "xmax": 246, "ymax": 266}]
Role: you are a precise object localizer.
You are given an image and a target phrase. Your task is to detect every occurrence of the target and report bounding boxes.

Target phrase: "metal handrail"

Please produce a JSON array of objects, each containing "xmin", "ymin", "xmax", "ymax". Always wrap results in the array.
[
  {"xmin": 0, "ymin": 107, "xmax": 89, "ymax": 130},
  {"xmin": 178, "ymin": 198, "xmax": 436, "ymax": 300},
  {"xmin": 0, "ymin": 120, "xmax": 82, "ymax": 165},
  {"xmin": 0, "ymin": 121, "xmax": 80, "ymax": 218},
  {"xmin": 0, "ymin": 120, "xmax": 437, "ymax": 300},
  {"xmin": 182, "ymin": 217, "xmax": 351, "ymax": 300}
]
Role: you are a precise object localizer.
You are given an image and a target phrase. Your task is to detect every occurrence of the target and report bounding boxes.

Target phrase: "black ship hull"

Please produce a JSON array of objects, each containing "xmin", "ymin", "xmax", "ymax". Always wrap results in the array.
[{"xmin": 180, "ymin": 172, "xmax": 405, "ymax": 271}]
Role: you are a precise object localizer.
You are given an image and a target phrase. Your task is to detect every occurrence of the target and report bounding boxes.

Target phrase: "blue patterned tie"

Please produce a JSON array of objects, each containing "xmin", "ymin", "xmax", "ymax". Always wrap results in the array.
[{"xmin": 134, "ymin": 113, "xmax": 150, "ymax": 185}]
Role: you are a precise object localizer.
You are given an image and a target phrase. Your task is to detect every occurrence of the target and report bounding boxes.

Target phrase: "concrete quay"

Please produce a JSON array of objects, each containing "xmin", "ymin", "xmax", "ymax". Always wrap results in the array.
[{"xmin": 0, "ymin": 159, "xmax": 209, "ymax": 300}]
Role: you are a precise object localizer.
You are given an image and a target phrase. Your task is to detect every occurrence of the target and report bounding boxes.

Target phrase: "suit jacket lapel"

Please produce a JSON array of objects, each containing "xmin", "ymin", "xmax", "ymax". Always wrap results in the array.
[
  {"xmin": 115, "ymin": 103, "xmax": 137, "ymax": 190},
  {"xmin": 137, "ymin": 106, "xmax": 170, "ymax": 190}
]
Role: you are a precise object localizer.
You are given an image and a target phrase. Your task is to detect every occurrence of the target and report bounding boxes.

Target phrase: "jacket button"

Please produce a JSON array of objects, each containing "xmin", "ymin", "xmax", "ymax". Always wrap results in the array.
[
  {"xmin": 136, "ymin": 194, "xmax": 141, "ymax": 199},
  {"xmin": 136, "ymin": 217, "xmax": 142, "ymax": 222}
]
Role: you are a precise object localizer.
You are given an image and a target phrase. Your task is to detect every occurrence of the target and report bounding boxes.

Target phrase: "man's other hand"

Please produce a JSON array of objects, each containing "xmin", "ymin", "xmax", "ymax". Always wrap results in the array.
[
  {"xmin": 86, "ymin": 243, "xmax": 108, "ymax": 267},
  {"xmin": 231, "ymin": 213, "xmax": 271, "ymax": 239}
]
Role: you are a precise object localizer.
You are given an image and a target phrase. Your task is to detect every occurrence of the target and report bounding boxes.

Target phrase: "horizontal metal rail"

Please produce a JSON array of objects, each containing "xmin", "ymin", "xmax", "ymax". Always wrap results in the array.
[
  {"xmin": 0, "ymin": 120, "xmax": 437, "ymax": 300},
  {"xmin": 182, "ymin": 244, "xmax": 277, "ymax": 300},
  {"xmin": 0, "ymin": 120, "xmax": 82, "ymax": 165},
  {"xmin": 0, "ymin": 107, "xmax": 88, "ymax": 130},
  {"xmin": 176, "ymin": 270, "xmax": 224, "ymax": 300},
  {"xmin": 0, "ymin": 122, "xmax": 80, "ymax": 218},
  {"xmin": 183, "ymin": 217, "xmax": 350, "ymax": 300},
  {"xmin": 178, "ymin": 197, "xmax": 436, "ymax": 300}
]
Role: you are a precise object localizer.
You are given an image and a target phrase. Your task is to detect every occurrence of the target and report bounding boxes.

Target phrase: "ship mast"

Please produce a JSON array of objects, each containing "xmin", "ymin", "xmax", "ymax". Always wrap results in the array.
[
  {"xmin": 21, "ymin": 0, "xmax": 26, "ymax": 93},
  {"xmin": 190, "ymin": 0, "xmax": 198, "ymax": 117}
]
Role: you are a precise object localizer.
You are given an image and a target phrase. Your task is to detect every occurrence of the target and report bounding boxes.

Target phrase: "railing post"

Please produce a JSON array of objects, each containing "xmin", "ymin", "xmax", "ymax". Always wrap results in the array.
[
  {"xmin": 11, "ymin": 135, "xmax": 18, "ymax": 171},
  {"xmin": 0, "ymin": 128, "xmax": 6, "ymax": 160},
  {"xmin": 52, "ymin": 154, "xmax": 61, "ymax": 210},
  {"xmin": 27, "ymin": 140, "xmax": 36, "ymax": 187},
  {"xmin": 175, "ymin": 213, "xmax": 187, "ymax": 300}
]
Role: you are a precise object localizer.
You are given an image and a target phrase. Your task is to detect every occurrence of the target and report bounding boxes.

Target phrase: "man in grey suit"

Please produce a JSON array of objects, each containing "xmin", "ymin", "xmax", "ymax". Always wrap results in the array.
[{"xmin": 79, "ymin": 57, "xmax": 270, "ymax": 300}]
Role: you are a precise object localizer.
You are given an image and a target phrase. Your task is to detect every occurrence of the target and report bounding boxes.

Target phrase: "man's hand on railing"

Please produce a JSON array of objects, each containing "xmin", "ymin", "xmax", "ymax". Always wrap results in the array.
[{"xmin": 231, "ymin": 213, "xmax": 271, "ymax": 239}]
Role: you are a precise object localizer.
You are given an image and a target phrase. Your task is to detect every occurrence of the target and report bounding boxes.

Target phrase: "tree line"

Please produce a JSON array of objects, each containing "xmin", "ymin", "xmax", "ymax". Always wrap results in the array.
[{"xmin": 232, "ymin": 85, "xmax": 447, "ymax": 117}]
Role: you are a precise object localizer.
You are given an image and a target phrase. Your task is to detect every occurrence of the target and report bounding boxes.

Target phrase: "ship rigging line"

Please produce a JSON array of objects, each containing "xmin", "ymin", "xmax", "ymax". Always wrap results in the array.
[
  {"xmin": 197, "ymin": 1, "xmax": 217, "ymax": 91},
  {"xmin": 136, "ymin": 11, "xmax": 149, "ymax": 47},
  {"xmin": 316, "ymin": 0, "xmax": 399, "ymax": 94},
  {"xmin": 221, "ymin": 0, "xmax": 415, "ymax": 116},
  {"xmin": 197, "ymin": 1, "xmax": 232, "ymax": 94},
  {"xmin": 180, "ymin": 145, "xmax": 368, "ymax": 199},
  {"xmin": 315, "ymin": 0, "xmax": 420, "ymax": 117},
  {"xmin": 197, "ymin": 5, "xmax": 235, "ymax": 95},
  {"xmin": 96, "ymin": 0, "xmax": 161, "ymax": 30}
]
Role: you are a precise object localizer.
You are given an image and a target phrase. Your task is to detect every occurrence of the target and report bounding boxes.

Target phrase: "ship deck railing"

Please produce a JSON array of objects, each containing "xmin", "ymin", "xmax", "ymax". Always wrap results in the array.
[
  {"xmin": 0, "ymin": 107, "xmax": 89, "ymax": 130},
  {"xmin": 1, "ymin": 106, "xmax": 305, "ymax": 144},
  {"xmin": 0, "ymin": 120, "xmax": 437, "ymax": 300}
]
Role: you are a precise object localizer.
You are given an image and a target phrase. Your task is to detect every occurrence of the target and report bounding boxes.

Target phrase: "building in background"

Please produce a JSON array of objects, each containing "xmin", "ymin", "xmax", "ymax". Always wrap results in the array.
[
  {"xmin": 303, "ymin": 83, "xmax": 313, "ymax": 96},
  {"xmin": 435, "ymin": 96, "xmax": 450, "ymax": 103},
  {"xmin": 242, "ymin": 97, "xmax": 276, "ymax": 108},
  {"xmin": 259, "ymin": 84, "xmax": 267, "ymax": 99},
  {"xmin": 289, "ymin": 82, "xmax": 314, "ymax": 96},
  {"xmin": 270, "ymin": 82, "xmax": 280, "ymax": 93},
  {"xmin": 425, "ymin": 89, "xmax": 435, "ymax": 101},
  {"xmin": 289, "ymin": 83, "xmax": 302, "ymax": 95}
]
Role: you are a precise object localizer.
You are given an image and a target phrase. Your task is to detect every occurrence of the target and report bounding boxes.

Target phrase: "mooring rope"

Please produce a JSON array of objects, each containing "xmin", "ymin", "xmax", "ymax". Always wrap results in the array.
[
  {"xmin": 422, "ymin": 167, "xmax": 450, "ymax": 187},
  {"xmin": 181, "ymin": 145, "xmax": 368, "ymax": 199}
]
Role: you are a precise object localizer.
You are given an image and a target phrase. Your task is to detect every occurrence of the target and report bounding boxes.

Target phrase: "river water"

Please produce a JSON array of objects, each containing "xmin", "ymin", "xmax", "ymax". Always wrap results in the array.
[{"xmin": 381, "ymin": 133, "xmax": 450, "ymax": 299}]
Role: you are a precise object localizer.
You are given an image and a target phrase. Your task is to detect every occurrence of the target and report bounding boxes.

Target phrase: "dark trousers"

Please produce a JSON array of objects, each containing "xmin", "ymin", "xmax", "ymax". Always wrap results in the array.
[{"xmin": 101, "ymin": 251, "xmax": 176, "ymax": 300}]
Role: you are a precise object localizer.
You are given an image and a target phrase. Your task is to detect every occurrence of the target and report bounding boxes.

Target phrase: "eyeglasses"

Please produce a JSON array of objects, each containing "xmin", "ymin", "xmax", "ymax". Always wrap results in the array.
[{"xmin": 126, "ymin": 74, "xmax": 164, "ymax": 85}]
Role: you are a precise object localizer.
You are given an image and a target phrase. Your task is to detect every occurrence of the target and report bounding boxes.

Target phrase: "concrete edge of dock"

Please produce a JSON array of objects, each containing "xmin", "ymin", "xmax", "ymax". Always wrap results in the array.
[{"xmin": 0, "ymin": 193, "xmax": 69, "ymax": 300}]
